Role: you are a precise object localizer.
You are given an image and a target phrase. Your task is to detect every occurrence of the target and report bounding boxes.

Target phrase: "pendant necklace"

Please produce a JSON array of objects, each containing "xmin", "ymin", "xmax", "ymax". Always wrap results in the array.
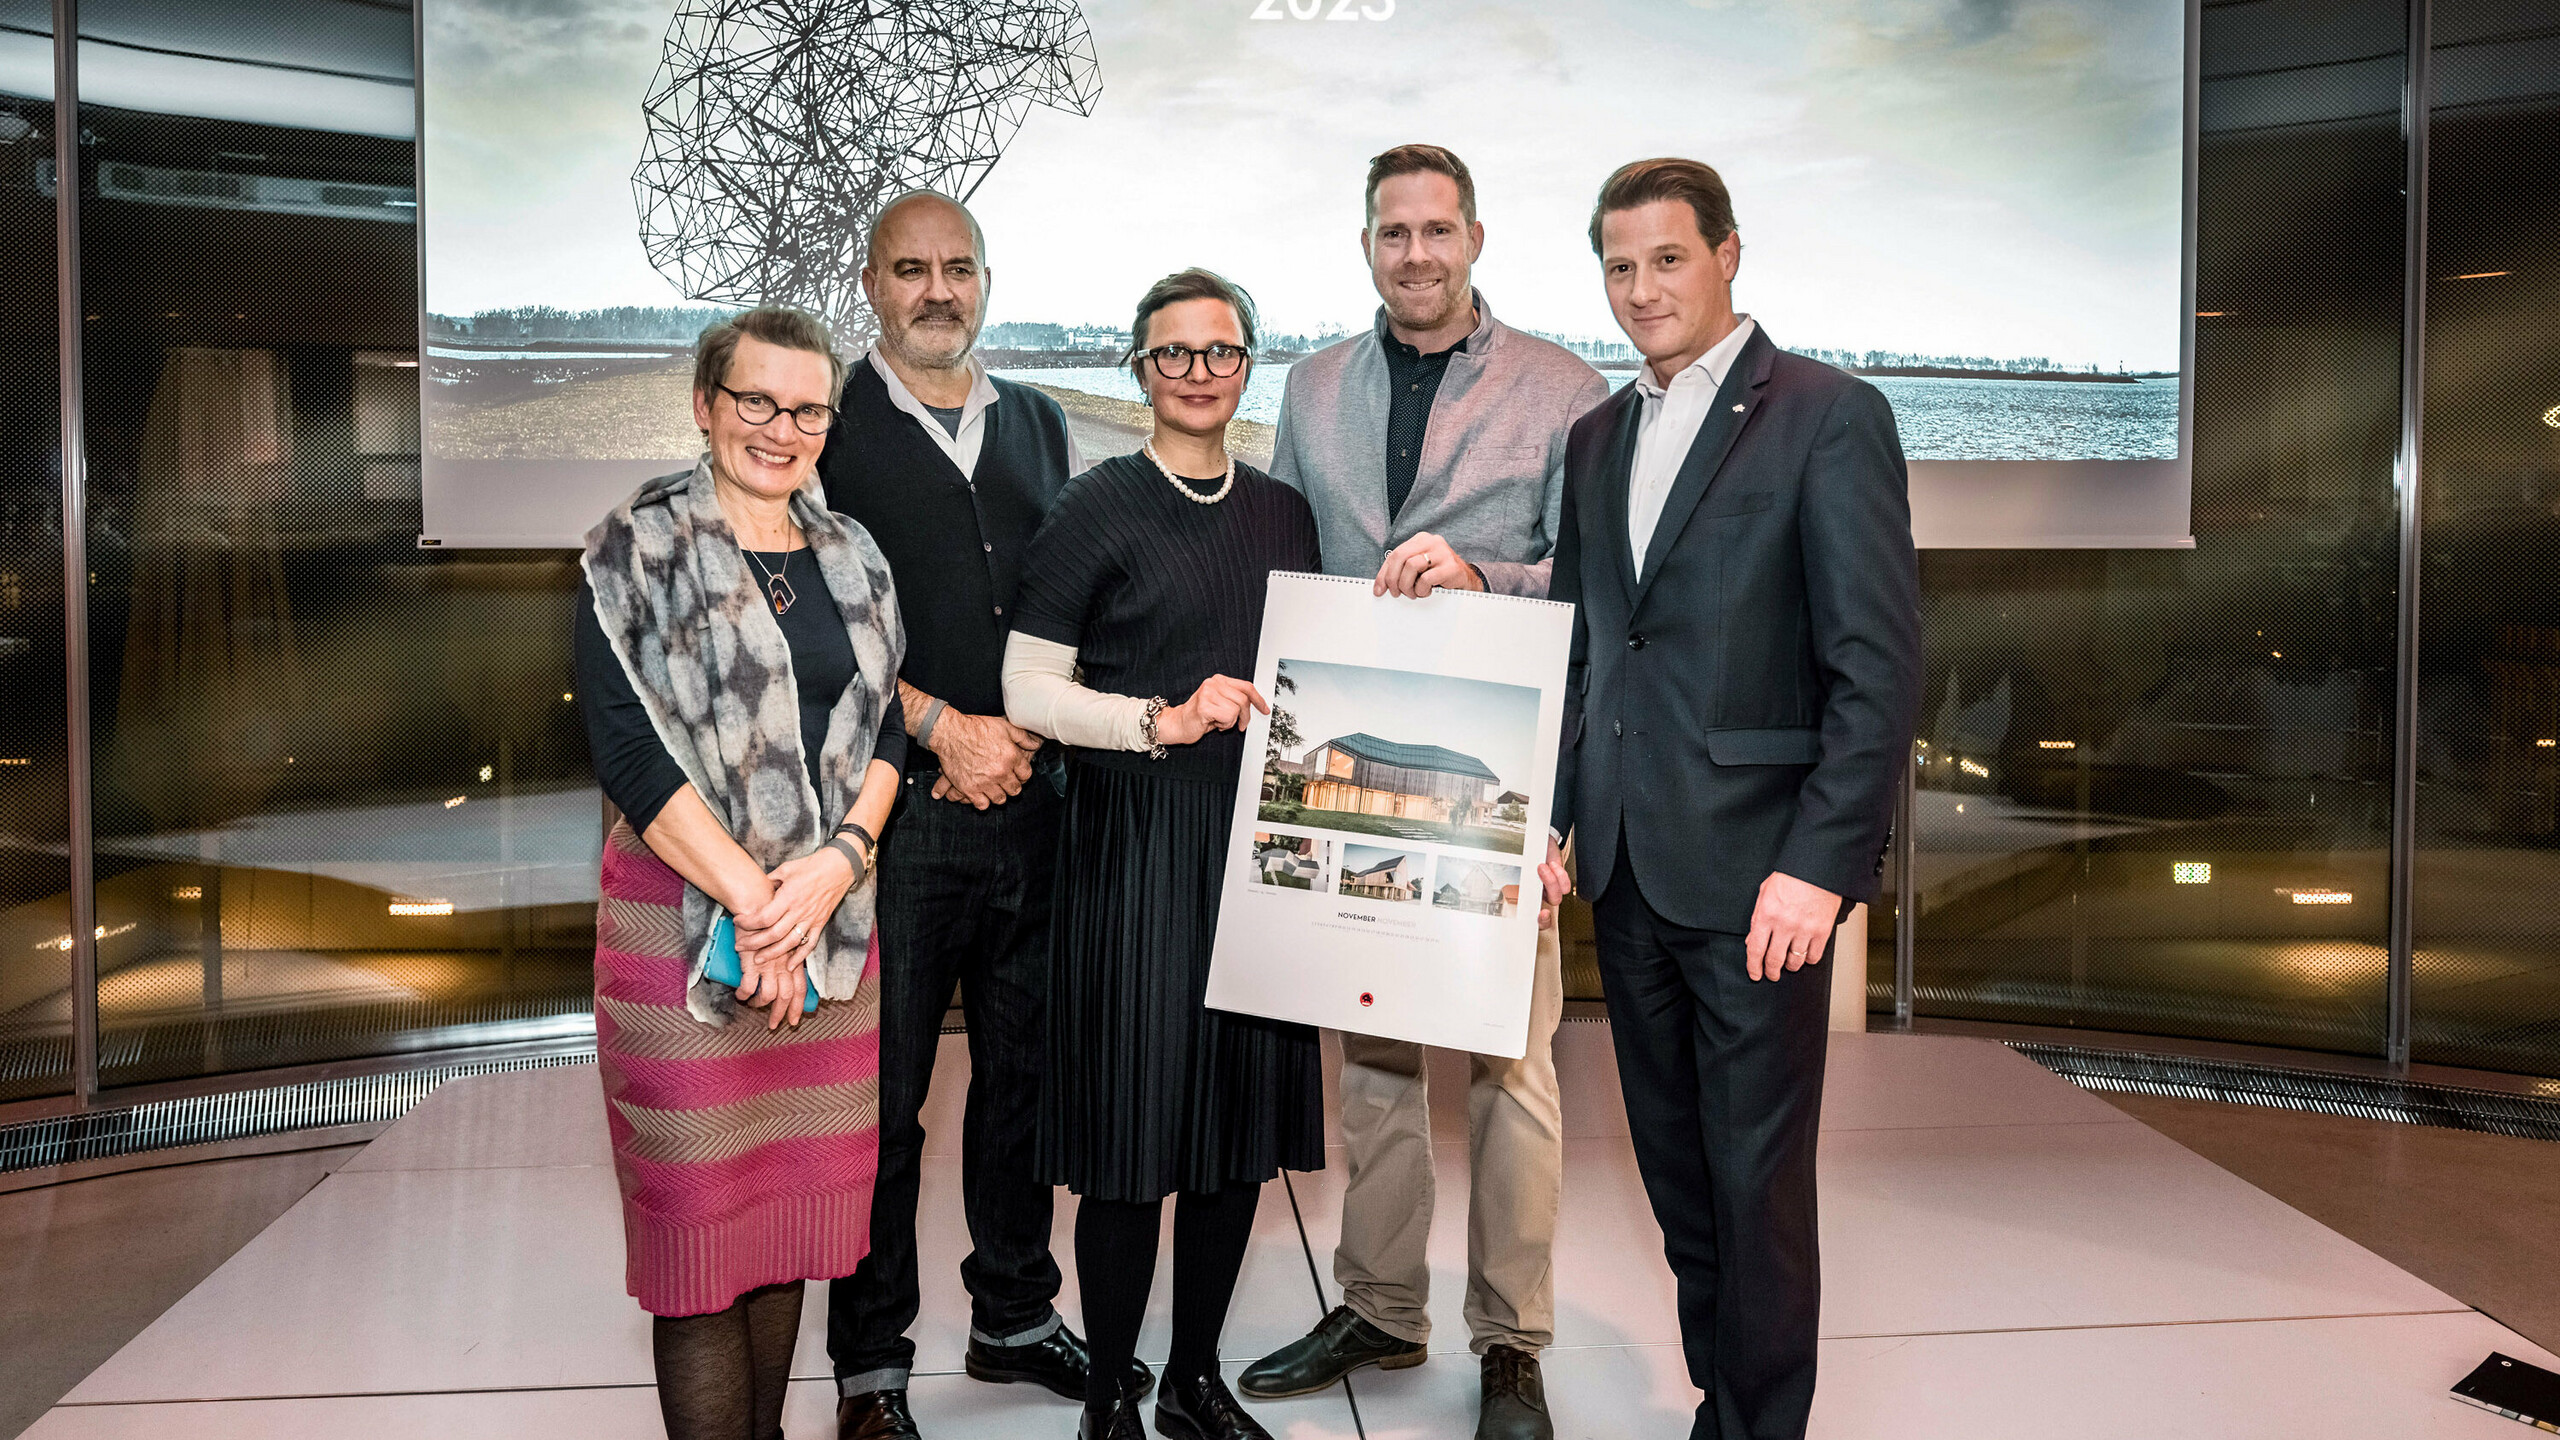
[
  {"xmin": 746, "ymin": 541, "xmax": 797, "ymax": 615},
  {"xmin": 1143, "ymin": 441, "xmax": 1235, "ymax": 504}
]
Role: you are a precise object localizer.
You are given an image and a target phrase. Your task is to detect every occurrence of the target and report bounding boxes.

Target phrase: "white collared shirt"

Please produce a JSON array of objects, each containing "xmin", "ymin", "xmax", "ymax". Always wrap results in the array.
[
  {"xmin": 867, "ymin": 345, "xmax": 1004, "ymax": 478},
  {"xmin": 1626, "ymin": 315, "xmax": 1756, "ymax": 579}
]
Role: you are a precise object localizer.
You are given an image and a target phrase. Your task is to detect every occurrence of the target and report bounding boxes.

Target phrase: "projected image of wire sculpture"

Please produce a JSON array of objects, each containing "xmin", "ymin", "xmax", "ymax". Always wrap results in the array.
[{"xmin": 632, "ymin": 0, "xmax": 1102, "ymax": 337}]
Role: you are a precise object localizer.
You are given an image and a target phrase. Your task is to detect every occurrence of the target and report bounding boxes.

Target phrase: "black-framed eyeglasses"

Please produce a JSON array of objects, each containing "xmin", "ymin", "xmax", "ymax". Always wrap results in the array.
[
  {"xmin": 714, "ymin": 382, "xmax": 836, "ymax": 435},
  {"xmin": 1134, "ymin": 343, "xmax": 1249, "ymax": 379}
]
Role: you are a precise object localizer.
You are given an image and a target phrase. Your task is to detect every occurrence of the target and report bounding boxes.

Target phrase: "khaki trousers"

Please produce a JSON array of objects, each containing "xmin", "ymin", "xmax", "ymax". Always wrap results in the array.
[{"xmin": 1333, "ymin": 921, "xmax": 1565, "ymax": 1353}]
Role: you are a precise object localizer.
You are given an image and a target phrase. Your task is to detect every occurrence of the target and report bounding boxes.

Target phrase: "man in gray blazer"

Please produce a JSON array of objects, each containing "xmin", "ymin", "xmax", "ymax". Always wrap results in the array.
[{"xmin": 1240, "ymin": 143, "xmax": 1608, "ymax": 1440}]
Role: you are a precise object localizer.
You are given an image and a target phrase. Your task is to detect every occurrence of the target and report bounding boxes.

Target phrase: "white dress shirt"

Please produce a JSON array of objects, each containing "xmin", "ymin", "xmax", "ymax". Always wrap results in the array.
[
  {"xmin": 866, "ymin": 345, "xmax": 1002, "ymax": 477},
  {"xmin": 1626, "ymin": 316, "xmax": 1756, "ymax": 579}
]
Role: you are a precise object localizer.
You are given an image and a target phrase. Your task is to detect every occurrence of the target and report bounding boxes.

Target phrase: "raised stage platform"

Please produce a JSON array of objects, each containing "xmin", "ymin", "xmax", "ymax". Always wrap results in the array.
[{"xmin": 23, "ymin": 1026, "xmax": 2557, "ymax": 1438}]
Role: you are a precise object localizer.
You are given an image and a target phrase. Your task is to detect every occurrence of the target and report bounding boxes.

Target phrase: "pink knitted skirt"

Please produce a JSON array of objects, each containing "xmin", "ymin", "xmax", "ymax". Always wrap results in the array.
[{"xmin": 592, "ymin": 819, "xmax": 881, "ymax": 1317}]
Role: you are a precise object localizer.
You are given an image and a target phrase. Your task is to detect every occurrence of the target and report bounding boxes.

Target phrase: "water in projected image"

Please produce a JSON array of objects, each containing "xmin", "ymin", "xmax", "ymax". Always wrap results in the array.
[{"xmin": 994, "ymin": 365, "xmax": 2180, "ymax": 461}]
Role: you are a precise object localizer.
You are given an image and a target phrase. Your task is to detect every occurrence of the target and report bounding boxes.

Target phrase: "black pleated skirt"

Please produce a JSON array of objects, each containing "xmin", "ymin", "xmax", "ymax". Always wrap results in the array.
[{"xmin": 1038, "ymin": 758, "xmax": 1325, "ymax": 1202}]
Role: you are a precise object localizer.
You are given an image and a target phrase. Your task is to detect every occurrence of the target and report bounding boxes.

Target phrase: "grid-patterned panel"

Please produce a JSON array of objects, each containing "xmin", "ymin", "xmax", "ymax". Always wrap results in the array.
[
  {"xmin": 0, "ymin": 1048, "xmax": 596, "ymax": 1173},
  {"xmin": 67, "ymin": 7, "xmax": 600, "ymax": 1092},
  {"xmin": 0, "ymin": 51, "xmax": 72, "ymax": 1104},
  {"xmin": 2408, "ymin": 7, "xmax": 2560, "ymax": 1075},
  {"xmin": 2015, "ymin": 1043, "xmax": 2560, "ymax": 1142}
]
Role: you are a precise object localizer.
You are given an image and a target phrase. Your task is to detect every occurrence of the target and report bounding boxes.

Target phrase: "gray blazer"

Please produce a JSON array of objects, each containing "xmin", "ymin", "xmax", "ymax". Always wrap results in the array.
[{"xmin": 1269, "ymin": 294, "xmax": 1611, "ymax": 597}]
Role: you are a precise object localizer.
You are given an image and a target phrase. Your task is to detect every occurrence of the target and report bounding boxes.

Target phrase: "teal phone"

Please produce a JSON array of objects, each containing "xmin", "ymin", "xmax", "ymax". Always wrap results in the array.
[{"xmin": 701, "ymin": 913, "xmax": 820, "ymax": 1014}]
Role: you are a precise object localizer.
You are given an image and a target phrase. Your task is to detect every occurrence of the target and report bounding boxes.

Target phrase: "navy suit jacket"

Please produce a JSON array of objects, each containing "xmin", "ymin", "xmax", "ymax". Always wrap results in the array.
[{"xmin": 1550, "ymin": 326, "xmax": 1920, "ymax": 932}]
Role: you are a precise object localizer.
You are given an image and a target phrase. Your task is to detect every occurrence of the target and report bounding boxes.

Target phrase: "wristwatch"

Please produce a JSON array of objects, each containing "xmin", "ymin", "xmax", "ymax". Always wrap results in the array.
[{"xmin": 1138, "ymin": 696, "xmax": 1169, "ymax": 761}]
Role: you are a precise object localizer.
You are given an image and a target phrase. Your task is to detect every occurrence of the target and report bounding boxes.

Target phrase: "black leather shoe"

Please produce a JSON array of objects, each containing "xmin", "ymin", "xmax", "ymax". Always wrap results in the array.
[
  {"xmin": 836, "ymin": 1387, "xmax": 921, "ymax": 1440},
  {"xmin": 1476, "ymin": 1345, "xmax": 1554, "ymax": 1440},
  {"xmin": 1237, "ymin": 1305, "xmax": 1426, "ymax": 1399},
  {"xmin": 1078, "ymin": 1394, "xmax": 1146, "ymax": 1440},
  {"xmin": 1154, "ymin": 1371, "xmax": 1272, "ymax": 1440},
  {"xmin": 965, "ymin": 1324, "xmax": 1155, "ymax": 1404}
]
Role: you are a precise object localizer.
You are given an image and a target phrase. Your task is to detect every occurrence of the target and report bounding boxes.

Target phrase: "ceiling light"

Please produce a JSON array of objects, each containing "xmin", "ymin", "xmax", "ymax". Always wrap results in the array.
[{"xmin": 2173, "ymin": 862, "xmax": 2211, "ymax": 884}]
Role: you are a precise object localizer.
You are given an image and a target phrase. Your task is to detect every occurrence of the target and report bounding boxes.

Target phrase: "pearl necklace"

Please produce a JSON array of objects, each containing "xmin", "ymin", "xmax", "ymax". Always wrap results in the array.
[{"xmin": 1142, "ymin": 441, "xmax": 1235, "ymax": 505}]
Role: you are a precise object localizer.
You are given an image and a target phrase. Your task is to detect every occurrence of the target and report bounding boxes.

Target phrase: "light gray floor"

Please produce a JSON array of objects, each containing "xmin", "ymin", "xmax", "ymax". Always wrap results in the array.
[
  {"xmin": 0, "ymin": 1144, "xmax": 363, "ymax": 1440},
  {"xmin": 17, "ymin": 1027, "xmax": 2560, "ymax": 1439}
]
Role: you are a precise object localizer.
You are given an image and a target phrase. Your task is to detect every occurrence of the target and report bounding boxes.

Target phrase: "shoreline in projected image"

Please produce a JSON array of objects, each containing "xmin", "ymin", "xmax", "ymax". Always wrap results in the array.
[
  {"xmin": 418, "ymin": 343, "xmax": 2178, "ymax": 466},
  {"xmin": 1258, "ymin": 658, "xmax": 1540, "ymax": 857}
]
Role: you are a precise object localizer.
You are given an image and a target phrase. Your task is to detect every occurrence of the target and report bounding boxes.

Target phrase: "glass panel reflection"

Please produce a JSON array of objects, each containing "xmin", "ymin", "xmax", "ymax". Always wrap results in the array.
[
  {"xmin": 77, "ymin": 1, "xmax": 595, "ymax": 1089},
  {"xmin": 1907, "ymin": 0, "xmax": 2405, "ymax": 1054},
  {"xmin": 2410, "ymin": 1, "xmax": 2560, "ymax": 1075},
  {"xmin": 0, "ymin": 12, "xmax": 71, "ymax": 1103}
]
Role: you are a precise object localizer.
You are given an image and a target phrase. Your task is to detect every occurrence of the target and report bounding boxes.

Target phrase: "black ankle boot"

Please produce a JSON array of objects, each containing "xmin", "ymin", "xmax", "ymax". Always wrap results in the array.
[{"xmin": 1155, "ymin": 1371, "xmax": 1272, "ymax": 1440}]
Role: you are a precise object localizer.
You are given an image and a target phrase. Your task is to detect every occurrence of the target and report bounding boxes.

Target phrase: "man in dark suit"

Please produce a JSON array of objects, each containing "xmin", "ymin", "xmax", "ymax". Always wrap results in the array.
[{"xmin": 1534, "ymin": 158, "xmax": 1920, "ymax": 1440}]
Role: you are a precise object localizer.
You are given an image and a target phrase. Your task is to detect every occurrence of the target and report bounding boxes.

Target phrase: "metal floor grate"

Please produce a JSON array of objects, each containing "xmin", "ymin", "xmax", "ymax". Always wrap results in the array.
[
  {"xmin": 0, "ymin": 1048, "xmax": 598, "ymax": 1174},
  {"xmin": 2013, "ymin": 1043, "xmax": 2560, "ymax": 1143}
]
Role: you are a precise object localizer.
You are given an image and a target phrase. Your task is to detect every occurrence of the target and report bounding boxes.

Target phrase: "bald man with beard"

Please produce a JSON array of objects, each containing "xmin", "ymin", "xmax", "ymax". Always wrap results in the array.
[{"xmin": 815, "ymin": 190, "xmax": 1149, "ymax": 1440}]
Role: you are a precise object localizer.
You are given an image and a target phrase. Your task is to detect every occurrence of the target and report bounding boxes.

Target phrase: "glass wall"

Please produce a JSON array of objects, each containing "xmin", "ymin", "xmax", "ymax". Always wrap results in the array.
[
  {"xmin": 2410, "ymin": 2, "xmax": 2560, "ymax": 1073},
  {"xmin": 0, "ymin": 0, "xmax": 2555, "ymax": 1106},
  {"xmin": 1904, "ymin": 0, "xmax": 2409, "ymax": 1055},
  {"xmin": 69, "ymin": 1, "xmax": 595, "ymax": 1091},
  {"xmin": 0, "ymin": 6, "xmax": 70, "ymax": 1103}
]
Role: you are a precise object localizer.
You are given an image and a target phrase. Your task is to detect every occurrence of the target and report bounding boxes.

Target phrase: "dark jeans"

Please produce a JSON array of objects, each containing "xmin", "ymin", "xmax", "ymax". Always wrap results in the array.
[
  {"xmin": 1591, "ymin": 834, "xmax": 1831, "ymax": 1440},
  {"xmin": 828, "ymin": 780, "xmax": 1063, "ymax": 1394}
]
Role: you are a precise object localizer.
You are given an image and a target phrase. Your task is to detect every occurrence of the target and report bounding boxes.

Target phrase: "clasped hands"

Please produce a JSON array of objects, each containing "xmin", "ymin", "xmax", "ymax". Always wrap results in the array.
[
  {"xmin": 928, "ymin": 708, "xmax": 1043, "ymax": 808},
  {"xmin": 1536, "ymin": 834, "xmax": 1843, "ymax": 980},
  {"xmin": 728, "ymin": 837, "xmax": 869, "ymax": 1030}
]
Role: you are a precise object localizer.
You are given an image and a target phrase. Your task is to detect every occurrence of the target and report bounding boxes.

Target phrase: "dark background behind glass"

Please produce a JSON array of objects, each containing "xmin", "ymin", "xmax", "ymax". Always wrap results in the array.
[
  {"xmin": 2410, "ymin": 1, "xmax": 2560, "ymax": 1074},
  {"xmin": 0, "ymin": 12, "xmax": 70, "ymax": 1103},
  {"xmin": 3, "ymin": 0, "xmax": 2557, "ymax": 1099}
]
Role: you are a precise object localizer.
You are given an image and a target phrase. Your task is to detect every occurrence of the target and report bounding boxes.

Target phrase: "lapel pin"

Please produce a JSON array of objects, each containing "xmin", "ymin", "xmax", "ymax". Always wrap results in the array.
[{"xmin": 1732, "ymin": 403, "xmax": 1746, "ymax": 413}]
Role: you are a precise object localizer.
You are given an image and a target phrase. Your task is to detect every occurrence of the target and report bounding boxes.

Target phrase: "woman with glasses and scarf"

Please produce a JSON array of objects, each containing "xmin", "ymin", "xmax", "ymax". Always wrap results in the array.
[
  {"xmin": 575, "ymin": 305, "xmax": 907, "ymax": 1440},
  {"xmin": 1001, "ymin": 269, "xmax": 1324, "ymax": 1440}
]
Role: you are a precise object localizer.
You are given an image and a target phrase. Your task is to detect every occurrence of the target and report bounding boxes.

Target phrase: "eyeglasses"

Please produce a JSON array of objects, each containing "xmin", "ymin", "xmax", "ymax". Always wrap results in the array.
[
  {"xmin": 1134, "ymin": 343, "xmax": 1249, "ymax": 379},
  {"xmin": 713, "ymin": 383, "xmax": 836, "ymax": 435}
]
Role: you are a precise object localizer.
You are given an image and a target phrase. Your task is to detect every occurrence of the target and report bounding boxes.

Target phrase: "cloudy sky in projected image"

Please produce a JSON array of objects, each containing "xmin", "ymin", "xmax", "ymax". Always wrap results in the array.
[{"xmin": 425, "ymin": 0, "xmax": 2185, "ymax": 368}]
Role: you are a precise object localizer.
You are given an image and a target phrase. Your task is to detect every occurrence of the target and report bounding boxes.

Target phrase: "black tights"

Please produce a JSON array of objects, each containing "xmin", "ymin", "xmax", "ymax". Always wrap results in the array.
[
  {"xmin": 1075, "ymin": 1182, "xmax": 1263, "ymax": 1417},
  {"xmin": 651, "ymin": 1280, "xmax": 804, "ymax": 1440}
]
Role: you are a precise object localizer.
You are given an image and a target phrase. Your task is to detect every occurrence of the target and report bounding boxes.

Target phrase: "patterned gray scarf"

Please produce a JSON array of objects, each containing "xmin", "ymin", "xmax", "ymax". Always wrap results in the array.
[{"xmin": 581, "ymin": 454, "xmax": 904, "ymax": 1023}]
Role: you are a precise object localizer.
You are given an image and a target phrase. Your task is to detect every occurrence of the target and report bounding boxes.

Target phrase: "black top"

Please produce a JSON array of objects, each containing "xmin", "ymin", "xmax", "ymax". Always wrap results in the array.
[
  {"xmin": 574, "ymin": 553, "xmax": 907, "ymax": 832},
  {"xmin": 818, "ymin": 362, "xmax": 1076, "ymax": 725},
  {"xmin": 923, "ymin": 402, "xmax": 965, "ymax": 438},
  {"xmin": 1382, "ymin": 326, "xmax": 1468, "ymax": 519},
  {"xmin": 1012, "ymin": 454, "xmax": 1323, "ymax": 782}
]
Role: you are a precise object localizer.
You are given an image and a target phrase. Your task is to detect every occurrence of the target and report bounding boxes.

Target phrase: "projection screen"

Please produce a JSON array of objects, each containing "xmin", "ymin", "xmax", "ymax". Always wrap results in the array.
[{"xmin": 417, "ymin": 0, "xmax": 2197, "ymax": 550}]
